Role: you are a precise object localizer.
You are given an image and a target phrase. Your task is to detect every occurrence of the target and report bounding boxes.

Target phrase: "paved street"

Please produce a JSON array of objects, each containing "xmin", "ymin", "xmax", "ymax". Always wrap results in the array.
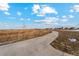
[{"xmin": 0, "ymin": 31, "xmax": 72, "ymax": 56}]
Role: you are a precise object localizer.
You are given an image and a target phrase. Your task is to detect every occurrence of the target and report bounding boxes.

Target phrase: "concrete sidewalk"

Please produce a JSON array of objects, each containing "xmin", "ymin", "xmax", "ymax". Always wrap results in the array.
[{"xmin": 0, "ymin": 31, "xmax": 72, "ymax": 56}]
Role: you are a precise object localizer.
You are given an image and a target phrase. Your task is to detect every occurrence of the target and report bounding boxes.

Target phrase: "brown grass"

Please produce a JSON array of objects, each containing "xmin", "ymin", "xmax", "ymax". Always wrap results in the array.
[
  {"xmin": 51, "ymin": 30, "xmax": 79, "ymax": 56},
  {"xmin": 0, "ymin": 29, "xmax": 52, "ymax": 45}
]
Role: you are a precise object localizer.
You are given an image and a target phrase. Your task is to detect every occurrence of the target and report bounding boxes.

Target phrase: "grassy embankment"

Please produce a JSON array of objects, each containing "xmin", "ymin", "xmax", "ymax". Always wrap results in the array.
[
  {"xmin": 51, "ymin": 30, "xmax": 79, "ymax": 55},
  {"xmin": 0, "ymin": 29, "xmax": 52, "ymax": 45}
]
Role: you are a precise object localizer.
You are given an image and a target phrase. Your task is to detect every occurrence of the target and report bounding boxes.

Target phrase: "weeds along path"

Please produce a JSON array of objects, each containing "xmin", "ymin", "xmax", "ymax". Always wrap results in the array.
[{"xmin": 0, "ymin": 31, "xmax": 71, "ymax": 56}]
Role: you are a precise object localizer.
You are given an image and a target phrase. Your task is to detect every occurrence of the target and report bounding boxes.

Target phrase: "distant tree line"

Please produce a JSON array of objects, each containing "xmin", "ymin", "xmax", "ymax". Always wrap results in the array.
[{"xmin": 54, "ymin": 27, "xmax": 79, "ymax": 30}]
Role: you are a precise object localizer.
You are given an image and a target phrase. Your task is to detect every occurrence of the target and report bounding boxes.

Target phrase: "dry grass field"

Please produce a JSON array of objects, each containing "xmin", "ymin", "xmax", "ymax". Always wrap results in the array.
[
  {"xmin": 51, "ymin": 30, "xmax": 79, "ymax": 56},
  {"xmin": 0, "ymin": 29, "xmax": 52, "ymax": 45}
]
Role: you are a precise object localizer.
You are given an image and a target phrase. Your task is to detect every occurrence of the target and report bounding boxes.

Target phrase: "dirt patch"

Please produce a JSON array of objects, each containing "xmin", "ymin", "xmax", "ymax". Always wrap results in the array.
[{"xmin": 51, "ymin": 30, "xmax": 79, "ymax": 56}]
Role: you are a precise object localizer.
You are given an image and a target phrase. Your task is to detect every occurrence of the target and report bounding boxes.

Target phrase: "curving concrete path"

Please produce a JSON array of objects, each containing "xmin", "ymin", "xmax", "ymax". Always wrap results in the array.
[{"xmin": 0, "ymin": 31, "xmax": 72, "ymax": 56}]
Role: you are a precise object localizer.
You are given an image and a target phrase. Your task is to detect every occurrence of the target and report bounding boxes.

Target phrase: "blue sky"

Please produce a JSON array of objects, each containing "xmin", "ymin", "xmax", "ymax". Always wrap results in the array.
[{"xmin": 0, "ymin": 3, "xmax": 79, "ymax": 29}]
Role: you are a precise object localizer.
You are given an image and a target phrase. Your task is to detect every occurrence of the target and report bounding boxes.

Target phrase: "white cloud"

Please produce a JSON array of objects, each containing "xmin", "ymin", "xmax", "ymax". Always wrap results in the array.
[
  {"xmin": 7, "ymin": 16, "xmax": 16, "ymax": 19},
  {"xmin": 41, "ymin": 6, "xmax": 58, "ymax": 14},
  {"xmin": 62, "ymin": 15, "xmax": 74, "ymax": 19},
  {"xmin": 61, "ymin": 19, "xmax": 68, "ymax": 22},
  {"xmin": 0, "ymin": 3, "xmax": 10, "ymax": 11},
  {"xmin": 32, "ymin": 4, "xmax": 58, "ymax": 16},
  {"xmin": 54, "ymin": 23, "xmax": 59, "ymax": 25},
  {"xmin": 32, "ymin": 4, "xmax": 40, "ymax": 14},
  {"xmin": 24, "ymin": 7, "xmax": 27, "ymax": 10},
  {"xmin": 19, "ymin": 18, "xmax": 31, "ymax": 21},
  {"xmin": 17, "ymin": 11, "xmax": 22, "ymax": 16},
  {"xmin": 4, "ymin": 11, "xmax": 10, "ymax": 15},
  {"xmin": 20, "ymin": 18, "xmax": 24, "ymax": 21},
  {"xmin": 5, "ymin": 24, "xmax": 9, "ymax": 26},
  {"xmin": 34, "ymin": 17, "xmax": 58, "ymax": 25},
  {"xmin": 35, "ymin": 15, "xmax": 73, "ymax": 26},
  {"xmin": 0, "ymin": 22, "xmax": 9, "ymax": 27},
  {"xmin": 73, "ymin": 5, "xmax": 79, "ymax": 12},
  {"xmin": 68, "ymin": 15, "xmax": 74, "ymax": 18},
  {"xmin": 70, "ymin": 5, "xmax": 79, "ymax": 13},
  {"xmin": 37, "ymin": 13, "xmax": 45, "ymax": 16},
  {"xmin": 61, "ymin": 15, "xmax": 73, "ymax": 22},
  {"xmin": 27, "ymin": 18, "xmax": 31, "ymax": 21},
  {"xmin": 62, "ymin": 15, "xmax": 67, "ymax": 18},
  {"xmin": 35, "ymin": 19, "xmax": 53, "ymax": 25},
  {"xmin": 70, "ymin": 9, "xmax": 74, "ymax": 13}
]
